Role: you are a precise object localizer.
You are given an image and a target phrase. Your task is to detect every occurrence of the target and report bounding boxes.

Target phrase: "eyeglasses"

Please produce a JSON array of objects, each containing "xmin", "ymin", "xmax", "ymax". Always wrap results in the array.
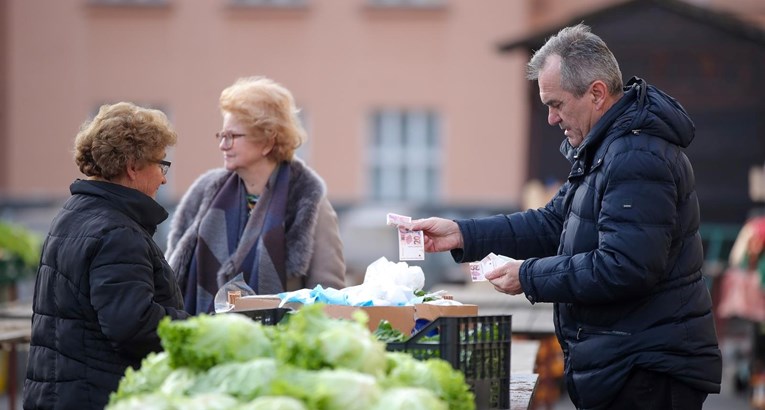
[
  {"xmin": 155, "ymin": 160, "xmax": 171, "ymax": 176},
  {"xmin": 215, "ymin": 131, "xmax": 247, "ymax": 149}
]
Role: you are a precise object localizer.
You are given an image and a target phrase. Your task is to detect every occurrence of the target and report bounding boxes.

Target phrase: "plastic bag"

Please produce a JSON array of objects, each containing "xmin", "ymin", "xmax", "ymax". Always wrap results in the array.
[
  {"xmin": 363, "ymin": 256, "xmax": 424, "ymax": 292},
  {"xmin": 214, "ymin": 273, "xmax": 256, "ymax": 313}
]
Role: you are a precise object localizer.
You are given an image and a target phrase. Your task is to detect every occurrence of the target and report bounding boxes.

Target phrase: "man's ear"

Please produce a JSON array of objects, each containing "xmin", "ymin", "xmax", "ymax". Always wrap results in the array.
[{"xmin": 590, "ymin": 80, "xmax": 607, "ymax": 110}]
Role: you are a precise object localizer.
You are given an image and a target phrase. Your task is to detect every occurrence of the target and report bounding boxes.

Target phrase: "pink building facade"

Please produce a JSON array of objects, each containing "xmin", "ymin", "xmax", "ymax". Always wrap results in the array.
[
  {"xmin": 1, "ymin": 0, "xmax": 536, "ymax": 209},
  {"xmin": 3, "ymin": 0, "xmax": 763, "ymax": 208}
]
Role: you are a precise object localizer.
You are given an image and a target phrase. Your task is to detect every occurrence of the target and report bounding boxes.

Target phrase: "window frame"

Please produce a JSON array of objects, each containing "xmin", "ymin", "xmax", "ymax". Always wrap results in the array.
[{"xmin": 367, "ymin": 109, "xmax": 442, "ymax": 203}]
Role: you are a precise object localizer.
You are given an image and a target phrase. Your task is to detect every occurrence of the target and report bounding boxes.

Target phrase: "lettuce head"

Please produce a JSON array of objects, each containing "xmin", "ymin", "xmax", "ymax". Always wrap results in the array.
[{"xmin": 158, "ymin": 313, "xmax": 273, "ymax": 370}]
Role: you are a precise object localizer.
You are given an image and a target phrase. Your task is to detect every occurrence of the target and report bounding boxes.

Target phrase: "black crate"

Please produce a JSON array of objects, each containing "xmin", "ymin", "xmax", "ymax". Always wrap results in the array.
[
  {"xmin": 386, "ymin": 315, "xmax": 512, "ymax": 409},
  {"xmin": 236, "ymin": 307, "xmax": 291, "ymax": 325}
]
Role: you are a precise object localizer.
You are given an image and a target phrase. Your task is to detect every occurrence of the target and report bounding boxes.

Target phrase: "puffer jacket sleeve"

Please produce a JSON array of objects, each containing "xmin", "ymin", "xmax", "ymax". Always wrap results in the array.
[
  {"xmin": 521, "ymin": 148, "xmax": 677, "ymax": 305},
  {"xmin": 305, "ymin": 197, "xmax": 346, "ymax": 289},
  {"xmin": 89, "ymin": 226, "xmax": 186, "ymax": 360},
  {"xmin": 453, "ymin": 182, "xmax": 568, "ymax": 263}
]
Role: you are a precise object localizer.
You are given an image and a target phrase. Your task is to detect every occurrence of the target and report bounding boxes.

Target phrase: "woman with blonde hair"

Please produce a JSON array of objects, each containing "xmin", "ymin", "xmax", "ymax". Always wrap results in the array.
[{"xmin": 167, "ymin": 76, "xmax": 345, "ymax": 314}]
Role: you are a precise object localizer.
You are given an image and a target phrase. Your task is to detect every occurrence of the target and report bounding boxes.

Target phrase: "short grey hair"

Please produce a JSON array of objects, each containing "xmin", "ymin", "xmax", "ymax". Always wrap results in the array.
[{"xmin": 526, "ymin": 23, "xmax": 623, "ymax": 97}]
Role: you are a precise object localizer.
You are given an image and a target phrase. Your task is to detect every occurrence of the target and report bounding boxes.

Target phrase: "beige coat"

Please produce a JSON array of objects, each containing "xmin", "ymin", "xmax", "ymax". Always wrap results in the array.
[{"xmin": 166, "ymin": 158, "xmax": 346, "ymax": 295}]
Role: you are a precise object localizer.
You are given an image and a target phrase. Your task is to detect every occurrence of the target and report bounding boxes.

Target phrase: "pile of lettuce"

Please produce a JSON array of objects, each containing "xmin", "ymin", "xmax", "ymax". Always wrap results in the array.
[{"xmin": 107, "ymin": 304, "xmax": 475, "ymax": 410}]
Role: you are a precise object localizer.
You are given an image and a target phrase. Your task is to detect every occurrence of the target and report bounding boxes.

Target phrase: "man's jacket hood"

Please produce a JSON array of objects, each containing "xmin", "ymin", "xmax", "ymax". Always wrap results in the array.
[{"xmin": 561, "ymin": 76, "xmax": 696, "ymax": 165}]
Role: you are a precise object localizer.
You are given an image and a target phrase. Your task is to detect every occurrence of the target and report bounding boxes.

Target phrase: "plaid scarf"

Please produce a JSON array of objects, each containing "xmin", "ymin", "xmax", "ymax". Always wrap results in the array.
[{"xmin": 183, "ymin": 163, "xmax": 289, "ymax": 314}]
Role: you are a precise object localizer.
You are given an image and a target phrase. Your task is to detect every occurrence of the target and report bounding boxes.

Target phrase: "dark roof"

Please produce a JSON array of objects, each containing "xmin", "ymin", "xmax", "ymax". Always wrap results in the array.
[{"xmin": 498, "ymin": 0, "xmax": 765, "ymax": 52}]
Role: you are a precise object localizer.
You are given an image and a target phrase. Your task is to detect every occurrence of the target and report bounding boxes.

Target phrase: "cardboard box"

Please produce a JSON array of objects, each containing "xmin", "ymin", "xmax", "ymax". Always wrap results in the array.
[{"xmin": 232, "ymin": 295, "xmax": 478, "ymax": 334}]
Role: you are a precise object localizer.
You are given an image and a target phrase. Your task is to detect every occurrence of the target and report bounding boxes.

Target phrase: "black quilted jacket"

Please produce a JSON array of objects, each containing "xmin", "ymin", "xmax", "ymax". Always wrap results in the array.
[
  {"xmin": 453, "ymin": 78, "xmax": 721, "ymax": 409},
  {"xmin": 23, "ymin": 180, "xmax": 189, "ymax": 410}
]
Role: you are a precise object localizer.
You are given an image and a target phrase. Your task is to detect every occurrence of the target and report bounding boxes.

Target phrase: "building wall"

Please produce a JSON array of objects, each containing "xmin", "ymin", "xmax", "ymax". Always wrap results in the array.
[
  {"xmin": 527, "ymin": 0, "xmax": 765, "ymax": 30},
  {"xmin": 4, "ymin": 0, "xmax": 764, "ymax": 217},
  {"xmin": 4, "ymin": 0, "xmax": 765, "ymax": 282},
  {"xmin": 0, "ymin": 0, "xmax": 8, "ymax": 190},
  {"xmin": 3, "ymin": 0, "xmax": 532, "ymax": 209}
]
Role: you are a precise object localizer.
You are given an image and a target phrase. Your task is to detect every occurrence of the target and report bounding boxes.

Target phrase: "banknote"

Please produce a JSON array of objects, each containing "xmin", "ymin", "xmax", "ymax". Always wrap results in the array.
[
  {"xmin": 386, "ymin": 213, "xmax": 424, "ymax": 261},
  {"xmin": 386, "ymin": 212, "xmax": 412, "ymax": 227},
  {"xmin": 398, "ymin": 227, "xmax": 425, "ymax": 261},
  {"xmin": 469, "ymin": 253, "xmax": 514, "ymax": 281}
]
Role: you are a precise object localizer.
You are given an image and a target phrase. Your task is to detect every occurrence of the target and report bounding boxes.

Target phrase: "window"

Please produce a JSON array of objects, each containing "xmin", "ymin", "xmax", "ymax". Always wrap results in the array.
[
  {"xmin": 368, "ymin": 109, "xmax": 441, "ymax": 202},
  {"xmin": 367, "ymin": 0, "xmax": 445, "ymax": 8},
  {"xmin": 88, "ymin": 0, "xmax": 169, "ymax": 6},
  {"xmin": 295, "ymin": 108, "xmax": 311, "ymax": 163},
  {"xmin": 229, "ymin": 0, "xmax": 307, "ymax": 7}
]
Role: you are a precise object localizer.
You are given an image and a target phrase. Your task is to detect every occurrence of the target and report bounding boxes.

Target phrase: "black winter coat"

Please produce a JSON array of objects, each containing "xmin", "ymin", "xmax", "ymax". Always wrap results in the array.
[
  {"xmin": 23, "ymin": 180, "xmax": 189, "ymax": 410},
  {"xmin": 453, "ymin": 78, "xmax": 721, "ymax": 409}
]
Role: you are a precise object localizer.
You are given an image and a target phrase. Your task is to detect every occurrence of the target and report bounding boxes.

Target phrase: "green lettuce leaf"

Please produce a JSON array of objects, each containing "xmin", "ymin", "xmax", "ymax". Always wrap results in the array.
[
  {"xmin": 383, "ymin": 352, "xmax": 475, "ymax": 410},
  {"xmin": 273, "ymin": 304, "xmax": 386, "ymax": 376},
  {"xmin": 271, "ymin": 367, "xmax": 381, "ymax": 410},
  {"xmin": 373, "ymin": 387, "xmax": 448, "ymax": 410},
  {"xmin": 109, "ymin": 352, "xmax": 173, "ymax": 405},
  {"xmin": 238, "ymin": 396, "xmax": 308, "ymax": 410},
  {"xmin": 190, "ymin": 358, "xmax": 278, "ymax": 401},
  {"xmin": 157, "ymin": 313, "xmax": 273, "ymax": 370}
]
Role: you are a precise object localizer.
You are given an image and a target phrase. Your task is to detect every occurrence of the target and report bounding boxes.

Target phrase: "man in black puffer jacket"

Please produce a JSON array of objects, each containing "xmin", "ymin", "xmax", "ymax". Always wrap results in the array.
[
  {"xmin": 23, "ymin": 103, "xmax": 190, "ymax": 410},
  {"xmin": 410, "ymin": 24, "xmax": 721, "ymax": 409}
]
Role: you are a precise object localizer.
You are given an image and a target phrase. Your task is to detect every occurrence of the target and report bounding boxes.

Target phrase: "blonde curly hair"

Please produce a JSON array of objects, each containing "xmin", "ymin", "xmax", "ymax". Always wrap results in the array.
[
  {"xmin": 219, "ymin": 76, "xmax": 306, "ymax": 162},
  {"xmin": 74, "ymin": 102, "xmax": 177, "ymax": 180}
]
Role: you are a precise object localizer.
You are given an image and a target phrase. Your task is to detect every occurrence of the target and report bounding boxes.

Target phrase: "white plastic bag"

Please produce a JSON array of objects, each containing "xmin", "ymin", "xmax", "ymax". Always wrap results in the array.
[{"xmin": 213, "ymin": 273, "xmax": 256, "ymax": 313}]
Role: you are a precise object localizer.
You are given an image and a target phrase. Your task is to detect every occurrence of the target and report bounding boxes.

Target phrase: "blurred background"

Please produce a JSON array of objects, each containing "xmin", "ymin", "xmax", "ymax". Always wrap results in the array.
[{"xmin": 1, "ymin": 0, "xmax": 765, "ymax": 408}]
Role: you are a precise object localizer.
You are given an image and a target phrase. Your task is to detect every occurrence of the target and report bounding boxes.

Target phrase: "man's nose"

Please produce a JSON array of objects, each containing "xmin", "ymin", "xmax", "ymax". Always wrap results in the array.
[{"xmin": 548, "ymin": 109, "xmax": 561, "ymax": 126}]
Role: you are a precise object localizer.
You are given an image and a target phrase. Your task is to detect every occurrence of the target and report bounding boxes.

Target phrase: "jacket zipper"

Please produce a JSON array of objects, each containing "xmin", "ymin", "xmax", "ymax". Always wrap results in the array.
[{"xmin": 576, "ymin": 327, "xmax": 632, "ymax": 340}]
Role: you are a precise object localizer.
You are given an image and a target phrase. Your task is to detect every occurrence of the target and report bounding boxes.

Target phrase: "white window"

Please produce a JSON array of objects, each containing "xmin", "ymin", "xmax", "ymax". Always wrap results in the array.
[
  {"xmin": 88, "ymin": 0, "xmax": 168, "ymax": 6},
  {"xmin": 295, "ymin": 108, "xmax": 311, "ymax": 163},
  {"xmin": 368, "ymin": 109, "xmax": 441, "ymax": 202},
  {"xmin": 367, "ymin": 0, "xmax": 445, "ymax": 8},
  {"xmin": 229, "ymin": 0, "xmax": 307, "ymax": 7}
]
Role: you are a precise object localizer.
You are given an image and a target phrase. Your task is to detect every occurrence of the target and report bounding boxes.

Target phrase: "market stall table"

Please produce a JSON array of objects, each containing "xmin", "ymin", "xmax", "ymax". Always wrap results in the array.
[
  {"xmin": 510, "ymin": 339, "xmax": 540, "ymax": 409},
  {"xmin": 0, "ymin": 303, "xmax": 33, "ymax": 320},
  {"xmin": 0, "ymin": 303, "xmax": 32, "ymax": 410},
  {"xmin": 511, "ymin": 339, "xmax": 540, "ymax": 373},
  {"xmin": 0, "ymin": 316, "xmax": 31, "ymax": 410},
  {"xmin": 510, "ymin": 374, "xmax": 539, "ymax": 410}
]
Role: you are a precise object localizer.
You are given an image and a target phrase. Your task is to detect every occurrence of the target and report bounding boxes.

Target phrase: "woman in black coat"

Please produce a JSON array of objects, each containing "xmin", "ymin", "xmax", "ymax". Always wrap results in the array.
[{"xmin": 23, "ymin": 102, "xmax": 190, "ymax": 410}]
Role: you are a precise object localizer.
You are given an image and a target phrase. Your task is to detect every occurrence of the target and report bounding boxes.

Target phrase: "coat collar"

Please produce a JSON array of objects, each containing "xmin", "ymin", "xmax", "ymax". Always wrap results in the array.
[
  {"xmin": 70, "ymin": 179, "xmax": 168, "ymax": 234},
  {"xmin": 560, "ymin": 78, "xmax": 644, "ymax": 179}
]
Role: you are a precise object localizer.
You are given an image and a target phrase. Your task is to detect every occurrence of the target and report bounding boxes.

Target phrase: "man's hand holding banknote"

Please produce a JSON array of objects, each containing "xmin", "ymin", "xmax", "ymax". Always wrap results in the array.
[{"xmin": 481, "ymin": 254, "xmax": 524, "ymax": 295}]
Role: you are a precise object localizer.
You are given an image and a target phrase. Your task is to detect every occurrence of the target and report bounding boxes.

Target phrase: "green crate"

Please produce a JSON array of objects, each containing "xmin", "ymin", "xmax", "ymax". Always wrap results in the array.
[{"xmin": 386, "ymin": 315, "xmax": 513, "ymax": 409}]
